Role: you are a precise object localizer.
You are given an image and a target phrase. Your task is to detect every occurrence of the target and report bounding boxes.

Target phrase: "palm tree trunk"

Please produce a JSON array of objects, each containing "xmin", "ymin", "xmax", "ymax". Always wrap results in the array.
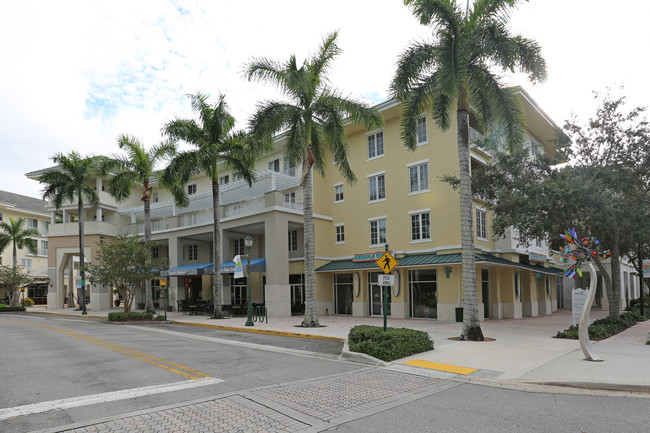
[
  {"xmin": 212, "ymin": 178, "xmax": 224, "ymax": 318},
  {"xmin": 78, "ymin": 199, "xmax": 87, "ymax": 314},
  {"xmin": 12, "ymin": 241, "xmax": 17, "ymax": 269},
  {"xmin": 301, "ymin": 168, "xmax": 319, "ymax": 327},
  {"xmin": 143, "ymin": 189, "xmax": 155, "ymax": 313},
  {"xmin": 457, "ymin": 108, "xmax": 483, "ymax": 340}
]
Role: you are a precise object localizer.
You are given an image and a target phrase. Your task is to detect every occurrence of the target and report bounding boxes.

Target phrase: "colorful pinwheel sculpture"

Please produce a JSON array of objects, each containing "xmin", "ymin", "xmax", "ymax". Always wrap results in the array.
[{"xmin": 559, "ymin": 228, "xmax": 611, "ymax": 279}]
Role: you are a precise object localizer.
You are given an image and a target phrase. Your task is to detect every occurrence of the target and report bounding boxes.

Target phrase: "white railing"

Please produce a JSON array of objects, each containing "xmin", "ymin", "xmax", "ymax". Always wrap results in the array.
[
  {"xmin": 225, "ymin": 197, "xmax": 266, "ymax": 218},
  {"xmin": 283, "ymin": 201, "xmax": 303, "ymax": 211}
]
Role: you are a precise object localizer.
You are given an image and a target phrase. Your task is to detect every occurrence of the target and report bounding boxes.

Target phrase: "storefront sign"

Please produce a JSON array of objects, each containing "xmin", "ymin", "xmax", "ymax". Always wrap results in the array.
[
  {"xmin": 643, "ymin": 260, "xmax": 650, "ymax": 279},
  {"xmin": 353, "ymin": 251, "xmax": 390, "ymax": 262},
  {"xmin": 529, "ymin": 252, "xmax": 546, "ymax": 263}
]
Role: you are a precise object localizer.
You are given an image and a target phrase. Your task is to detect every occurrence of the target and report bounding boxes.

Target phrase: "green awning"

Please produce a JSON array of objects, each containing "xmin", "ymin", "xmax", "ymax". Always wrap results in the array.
[{"xmin": 316, "ymin": 252, "xmax": 562, "ymax": 275}]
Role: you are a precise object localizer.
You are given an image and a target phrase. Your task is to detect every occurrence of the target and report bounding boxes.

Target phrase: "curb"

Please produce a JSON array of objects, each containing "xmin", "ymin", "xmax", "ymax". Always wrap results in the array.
[
  {"xmin": 173, "ymin": 320, "xmax": 346, "ymax": 343},
  {"xmin": 28, "ymin": 311, "xmax": 108, "ymax": 319},
  {"xmin": 531, "ymin": 381, "xmax": 650, "ymax": 394}
]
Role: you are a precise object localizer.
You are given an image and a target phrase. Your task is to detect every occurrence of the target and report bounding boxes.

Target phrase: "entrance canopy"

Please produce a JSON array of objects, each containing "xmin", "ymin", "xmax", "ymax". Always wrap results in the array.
[
  {"xmin": 213, "ymin": 258, "xmax": 266, "ymax": 274},
  {"xmin": 161, "ymin": 262, "xmax": 213, "ymax": 276}
]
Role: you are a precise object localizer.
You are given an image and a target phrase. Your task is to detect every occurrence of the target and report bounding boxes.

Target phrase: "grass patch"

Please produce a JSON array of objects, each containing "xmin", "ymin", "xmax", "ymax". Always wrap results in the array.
[{"xmin": 348, "ymin": 325, "xmax": 434, "ymax": 362}]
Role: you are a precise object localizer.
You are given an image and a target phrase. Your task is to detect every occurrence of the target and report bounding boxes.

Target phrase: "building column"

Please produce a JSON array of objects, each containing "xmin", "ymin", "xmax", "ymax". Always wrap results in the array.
[{"xmin": 264, "ymin": 213, "xmax": 290, "ymax": 318}]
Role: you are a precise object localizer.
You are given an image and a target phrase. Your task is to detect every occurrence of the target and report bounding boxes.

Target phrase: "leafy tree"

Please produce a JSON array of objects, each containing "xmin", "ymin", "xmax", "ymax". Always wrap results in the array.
[
  {"xmin": 0, "ymin": 217, "xmax": 39, "ymax": 269},
  {"xmin": 390, "ymin": 0, "xmax": 546, "ymax": 340},
  {"xmin": 244, "ymin": 31, "xmax": 383, "ymax": 327},
  {"xmin": 474, "ymin": 92, "xmax": 650, "ymax": 318},
  {"xmin": 99, "ymin": 135, "xmax": 177, "ymax": 314},
  {"xmin": 86, "ymin": 236, "xmax": 168, "ymax": 313},
  {"xmin": 162, "ymin": 93, "xmax": 262, "ymax": 318},
  {"xmin": 0, "ymin": 266, "xmax": 33, "ymax": 307},
  {"xmin": 40, "ymin": 152, "xmax": 100, "ymax": 314}
]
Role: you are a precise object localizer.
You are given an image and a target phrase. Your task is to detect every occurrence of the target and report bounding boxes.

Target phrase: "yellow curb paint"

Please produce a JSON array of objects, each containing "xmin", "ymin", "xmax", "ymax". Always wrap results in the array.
[
  {"xmin": 404, "ymin": 359, "xmax": 477, "ymax": 375},
  {"xmin": 175, "ymin": 321, "xmax": 346, "ymax": 343}
]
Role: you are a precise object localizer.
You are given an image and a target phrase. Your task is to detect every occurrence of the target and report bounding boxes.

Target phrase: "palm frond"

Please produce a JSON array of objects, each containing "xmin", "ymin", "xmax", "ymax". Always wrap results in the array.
[
  {"xmin": 309, "ymin": 31, "xmax": 342, "ymax": 84},
  {"xmin": 390, "ymin": 41, "xmax": 439, "ymax": 101},
  {"xmin": 404, "ymin": 0, "xmax": 462, "ymax": 31}
]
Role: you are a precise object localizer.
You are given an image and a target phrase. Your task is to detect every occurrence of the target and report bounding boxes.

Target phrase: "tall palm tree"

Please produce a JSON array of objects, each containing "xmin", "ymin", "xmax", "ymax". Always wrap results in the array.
[
  {"xmin": 391, "ymin": 0, "xmax": 546, "ymax": 340},
  {"xmin": 40, "ymin": 151, "xmax": 100, "ymax": 314},
  {"xmin": 99, "ymin": 135, "xmax": 177, "ymax": 313},
  {"xmin": 244, "ymin": 31, "xmax": 383, "ymax": 327},
  {"xmin": 162, "ymin": 93, "xmax": 261, "ymax": 318},
  {"xmin": 0, "ymin": 217, "xmax": 39, "ymax": 270}
]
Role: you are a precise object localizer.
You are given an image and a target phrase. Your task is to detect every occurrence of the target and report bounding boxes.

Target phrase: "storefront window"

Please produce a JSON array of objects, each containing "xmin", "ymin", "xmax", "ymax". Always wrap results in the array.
[
  {"xmin": 334, "ymin": 273, "xmax": 353, "ymax": 315},
  {"xmin": 409, "ymin": 269, "xmax": 437, "ymax": 318}
]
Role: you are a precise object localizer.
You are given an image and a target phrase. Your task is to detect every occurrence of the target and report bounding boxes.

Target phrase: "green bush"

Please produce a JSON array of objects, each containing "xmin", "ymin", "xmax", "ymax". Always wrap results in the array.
[
  {"xmin": 108, "ymin": 312, "xmax": 155, "ymax": 321},
  {"xmin": 348, "ymin": 325, "xmax": 434, "ymax": 362},
  {"xmin": 625, "ymin": 297, "xmax": 650, "ymax": 318},
  {"xmin": 556, "ymin": 311, "xmax": 647, "ymax": 340},
  {"xmin": 0, "ymin": 306, "xmax": 26, "ymax": 312}
]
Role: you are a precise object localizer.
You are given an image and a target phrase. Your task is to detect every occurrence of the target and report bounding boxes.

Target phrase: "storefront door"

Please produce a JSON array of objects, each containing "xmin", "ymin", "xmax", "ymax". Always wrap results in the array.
[{"xmin": 369, "ymin": 272, "xmax": 390, "ymax": 316}]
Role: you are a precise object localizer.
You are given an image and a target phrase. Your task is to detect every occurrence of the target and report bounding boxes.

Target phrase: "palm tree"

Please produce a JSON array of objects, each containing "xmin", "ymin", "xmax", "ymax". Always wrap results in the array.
[
  {"xmin": 99, "ymin": 135, "xmax": 177, "ymax": 313},
  {"xmin": 162, "ymin": 93, "xmax": 261, "ymax": 318},
  {"xmin": 244, "ymin": 31, "xmax": 383, "ymax": 327},
  {"xmin": 391, "ymin": 0, "xmax": 546, "ymax": 340},
  {"xmin": 0, "ymin": 217, "xmax": 39, "ymax": 270},
  {"xmin": 40, "ymin": 151, "xmax": 100, "ymax": 314}
]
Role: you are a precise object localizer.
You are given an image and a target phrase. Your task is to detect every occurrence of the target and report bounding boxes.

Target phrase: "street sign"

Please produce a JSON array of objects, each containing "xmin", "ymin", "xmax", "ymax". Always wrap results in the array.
[
  {"xmin": 378, "ymin": 274, "xmax": 395, "ymax": 286},
  {"xmin": 160, "ymin": 280, "xmax": 167, "ymax": 286},
  {"xmin": 376, "ymin": 252, "xmax": 398, "ymax": 274},
  {"xmin": 643, "ymin": 260, "xmax": 650, "ymax": 279}
]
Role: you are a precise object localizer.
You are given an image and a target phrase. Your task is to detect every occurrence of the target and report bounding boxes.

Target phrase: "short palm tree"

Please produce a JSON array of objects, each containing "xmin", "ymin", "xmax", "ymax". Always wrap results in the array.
[
  {"xmin": 99, "ymin": 135, "xmax": 177, "ymax": 313},
  {"xmin": 391, "ymin": 0, "xmax": 546, "ymax": 340},
  {"xmin": 244, "ymin": 31, "xmax": 383, "ymax": 327},
  {"xmin": 40, "ymin": 151, "xmax": 100, "ymax": 314},
  {"xmin": 0, "ymin": 217, "xmax": 39, "ymax": 270},
  {"xmin": 163, "ymin": 93, "xmax": 261, "ymax": 318}
]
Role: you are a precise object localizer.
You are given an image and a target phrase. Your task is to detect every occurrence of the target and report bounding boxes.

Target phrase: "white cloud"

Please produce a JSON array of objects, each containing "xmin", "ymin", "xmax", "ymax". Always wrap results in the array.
[{"xmin": 1, "ymin": 0, "xmax": 648, "ymax": 199}]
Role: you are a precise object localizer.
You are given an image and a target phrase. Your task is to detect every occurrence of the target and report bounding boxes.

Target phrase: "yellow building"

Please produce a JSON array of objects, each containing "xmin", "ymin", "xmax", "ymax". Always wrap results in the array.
[
  {"xmin": 0, "ymin": 190, "xmax": 50, "ymax": 303},
  {"xmin": 28, "ymin": 88, "xmax": 565, "ymax": 320}
]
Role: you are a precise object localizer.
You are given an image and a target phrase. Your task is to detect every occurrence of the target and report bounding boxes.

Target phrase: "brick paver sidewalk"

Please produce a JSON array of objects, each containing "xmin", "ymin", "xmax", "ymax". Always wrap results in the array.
[{"xmin": 56, "ymin": 368, "xmax": 452, "ymax": 433}]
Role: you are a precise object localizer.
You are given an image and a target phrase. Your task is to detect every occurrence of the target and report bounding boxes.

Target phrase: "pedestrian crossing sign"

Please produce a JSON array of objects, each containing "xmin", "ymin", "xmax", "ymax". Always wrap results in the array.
[{"xmin": 376, "ymin": 252, "xmax": 398, "ymax": 274}]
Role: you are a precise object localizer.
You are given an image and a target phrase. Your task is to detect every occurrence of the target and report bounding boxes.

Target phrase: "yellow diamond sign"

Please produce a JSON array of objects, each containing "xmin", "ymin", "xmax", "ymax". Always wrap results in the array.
[{"xmin": 376, "ymin": 252, "xmax": 398, "ymax": 274}]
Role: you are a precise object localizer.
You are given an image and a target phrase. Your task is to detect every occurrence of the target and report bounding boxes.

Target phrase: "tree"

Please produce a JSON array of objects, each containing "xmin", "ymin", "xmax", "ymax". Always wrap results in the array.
[
  {"xmin": 0, "ymin": 217, "xmax": 39, "ymax": 269},
  {"xmin": 244, "ymin": 31, "xmax": 383, "ymax": 327},
  {"xmin": 40, "ymin": 152, "xmax": 100, "ymax": 314},
  {"xmin": 474, "ymin": 92, "xmax": 650, "ymax": 318},
  {"xmin": 162, "ymin": 93, "xmax": 262, "ymax": 318},
  {"xmin": 0, "ymin": 265, "xmax": 33, "ymax": 307},
  {"xmin": 390, "ymin": 0, "xmax": 546, "ymax": 340},
  {"xmin": 99, "ymin": 135, "xmax": 177, "ymax": 314},
  {"xmin": 86, "ymin": 236, "xmax": 168, "ymax": 313}
]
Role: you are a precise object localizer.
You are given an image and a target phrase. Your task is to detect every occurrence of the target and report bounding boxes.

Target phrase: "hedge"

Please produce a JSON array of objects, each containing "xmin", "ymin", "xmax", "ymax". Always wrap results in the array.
[
  {"xmin": 556, "ymin": 310, "xmax": 648, "ymax": 340},
  {"xmin": 108, "ymin": 312, "xmax": 155, "ymax": 321},
  {"xmin": 0, "ymin": 306, "xmax": 26, "ymax": 312},
  {"xmin": 348, "ymin": 325, "xmax": 434, "ymax": 362}
]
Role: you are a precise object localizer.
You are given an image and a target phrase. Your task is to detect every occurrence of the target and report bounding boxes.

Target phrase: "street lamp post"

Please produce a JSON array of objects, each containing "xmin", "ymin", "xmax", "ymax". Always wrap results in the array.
[{"xmin": 244, "ymin": 235, "xmax": 254, "ymax": 327}]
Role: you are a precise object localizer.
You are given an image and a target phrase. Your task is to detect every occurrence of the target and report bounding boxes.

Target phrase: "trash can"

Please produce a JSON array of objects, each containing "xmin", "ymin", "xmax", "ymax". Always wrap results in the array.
[{"xmin": 455, "ymin": 307, "xmax": 463, "ymax": 322}]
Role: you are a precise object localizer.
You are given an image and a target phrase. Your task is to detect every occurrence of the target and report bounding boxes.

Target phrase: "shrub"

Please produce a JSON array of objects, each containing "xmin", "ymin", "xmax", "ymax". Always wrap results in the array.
[
  {"xmin": 108, "ymin": 312, "xmax": 155, "ymax": 322},
  {"xmin": 625, "ymin": 297, "xmax": 650, "ymax": 319},
  {"xmin": 0, "ymin": 306, "xmax": 26, "ymax": 312},
  {"xmin": 348, "ymin": 325, "xmax": 434, "ymax": 362},
  {"xmin": 22, "ymin": 298, "xmax": 35, "ymax": 307},
  {"xmin": 557, "ymin": 311, "xmax": 647, "ymax": 340}
]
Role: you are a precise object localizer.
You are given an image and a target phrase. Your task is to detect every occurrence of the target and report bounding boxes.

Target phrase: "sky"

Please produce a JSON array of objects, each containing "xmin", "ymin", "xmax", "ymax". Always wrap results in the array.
[{"xmin": 1, "ymin": 0, "xmax": 648, "ymax": 199}]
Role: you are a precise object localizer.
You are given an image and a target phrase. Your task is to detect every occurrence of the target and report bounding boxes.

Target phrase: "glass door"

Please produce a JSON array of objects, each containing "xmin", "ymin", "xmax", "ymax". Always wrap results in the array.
[{"xmin": 368, "ymin": 272, "xmax": 390, "ymax": 316}]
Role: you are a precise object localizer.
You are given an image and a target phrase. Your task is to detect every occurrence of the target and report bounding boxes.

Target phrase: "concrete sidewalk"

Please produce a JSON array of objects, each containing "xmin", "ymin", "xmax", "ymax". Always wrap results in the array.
[{"xmin": 27, "ymin": 306, "xmax": 650, "ymax": 391}]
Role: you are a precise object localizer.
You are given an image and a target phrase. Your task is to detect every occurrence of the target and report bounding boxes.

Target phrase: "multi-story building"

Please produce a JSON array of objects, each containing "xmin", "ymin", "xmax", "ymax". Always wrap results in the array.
[
  {"xmin": 0, "ymin": 190, "xmax": 50, "ymax": 303},
  {"xmin": 28, "ymin": 88, "xmax": 581, "ymax": 320}
]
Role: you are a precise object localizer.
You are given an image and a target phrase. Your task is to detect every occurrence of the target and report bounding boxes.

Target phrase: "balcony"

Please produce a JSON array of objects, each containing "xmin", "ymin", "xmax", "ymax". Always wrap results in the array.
[{"xmin": 49, "ymin": 221, "xmax": 121, "ymax": 237}]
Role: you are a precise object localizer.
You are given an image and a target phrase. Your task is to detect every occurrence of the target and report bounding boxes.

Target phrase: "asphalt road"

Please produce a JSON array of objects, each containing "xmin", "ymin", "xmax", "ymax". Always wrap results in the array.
[{"xmin": 0, "ymin": 313, "xmax": 357, "ymax": 433}]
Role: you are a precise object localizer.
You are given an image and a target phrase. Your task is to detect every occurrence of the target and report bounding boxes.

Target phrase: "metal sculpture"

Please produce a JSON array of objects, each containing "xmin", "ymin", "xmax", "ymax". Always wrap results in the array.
[{"xmin": 559, "ymin": 228, "xmax": 610, "ymax": 362}]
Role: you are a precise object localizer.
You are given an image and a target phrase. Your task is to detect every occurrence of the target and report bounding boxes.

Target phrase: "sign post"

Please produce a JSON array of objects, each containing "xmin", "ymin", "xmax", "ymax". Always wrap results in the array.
[
  {"xmin": 641, "ymin": 249, "xmax": 648, "ymax": 316},
  {"xmin": 376, "ymin": 245, "xmax": 398, "ymax": 332},
  {"xmin": 160, "ymin": 279, "xmax": 168, "ymax": 320}
]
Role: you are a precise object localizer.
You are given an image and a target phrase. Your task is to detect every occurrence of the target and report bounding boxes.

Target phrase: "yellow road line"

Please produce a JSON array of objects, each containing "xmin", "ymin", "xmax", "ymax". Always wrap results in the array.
[
  {"xmin": 4, "ymin": 320, "xmax": 210, "ymax": 380},
  {"xmin": 175, "ymin": 321, "xmax": 346, "ymax": 343},
  {"xmin": 404, "ymin": 359, "xmax": 478, "ymax": 375}
]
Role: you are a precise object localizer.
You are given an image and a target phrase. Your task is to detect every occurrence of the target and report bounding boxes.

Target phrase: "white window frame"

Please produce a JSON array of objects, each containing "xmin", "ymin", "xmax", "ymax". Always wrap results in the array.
[
  {"xmin": 409, "ymin": 209, "xmax": 431, "ymax": 243},
  {"xmin": 234, "ymin": 238, "xmax": 245, "ymax": 256},
  {"xmin": 334, "ymin": 183, "xmax": 344, "ymax": 203},
  {"xmin": 40, "ymin": 240, "xmax": 48, "ymax": 256},
  {"xmin": 335, "ymin": 223, "xmax": 345, "ymax": 244},
  {"xmin": 369, "ymin": 216, "xmax": 387, "ymax": 247},
  {"xmin": 219, "ymin": 175, "xmax": 230, "ymax": 185},
  {"xmin": 367, "ymin": 171, "xmax": 386, "ymax": 203},
  {"xmin": 152, "ymin": 192, "xmax": 158, "ymax": 203},
  {"xmin": 187, "ymin": 244, "xmax": 198, "ymax": 261},
  {"xmin": 476, "ymin": 206, "xmax": 488, "ymax": 241},
  {"xmin": 288, "ymin": 230, "xmax": 298, "ymax": 251},
  {"xmin": 152, "ymin": 246, "xmax": 159, "ymax": 258},
  {"xmin": 187, "ymin": 184, "xmax": 197, "ymax": 195},
  {"xmin": 366, "ymin": 130, "xmax": 384, "ymax": 160},
  {"xmin": 284, "ymin": 191, "xmax": 296, "ymax": 205},
  {"xmin": 269, "ymin": 158, "xmax": 280, "ymax": 172},
  {"xmin": 416, "ymin": 115, "xmax": 428, "ymax": 145},
  {"xmin": 21, "ymin": 258, "xmax": 32, "ymax": 272},
  {"xmin": 407, "ymin": 159, "xmax": 429, "ymax": 195}
]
